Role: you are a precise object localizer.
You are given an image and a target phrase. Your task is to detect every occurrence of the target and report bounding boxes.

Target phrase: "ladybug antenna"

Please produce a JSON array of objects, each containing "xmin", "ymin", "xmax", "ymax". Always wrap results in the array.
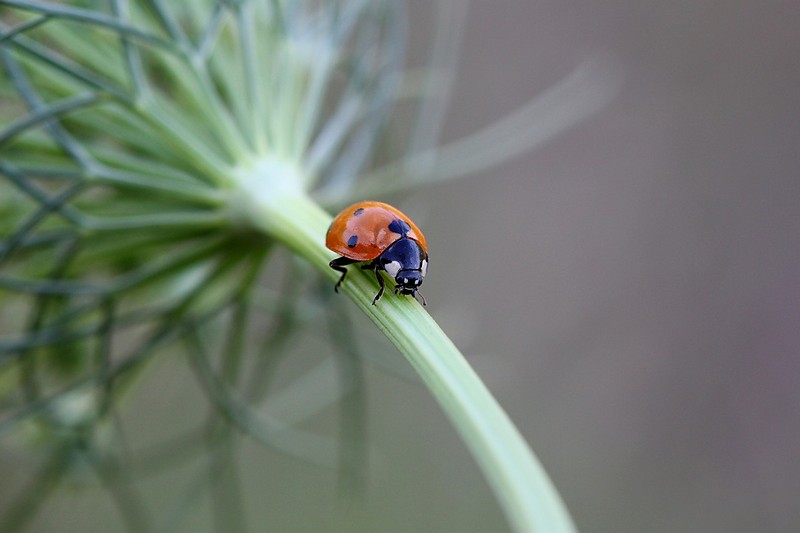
[{"xmin": 414, "ymin": 290, "xmax": 427, "ymax": 307}]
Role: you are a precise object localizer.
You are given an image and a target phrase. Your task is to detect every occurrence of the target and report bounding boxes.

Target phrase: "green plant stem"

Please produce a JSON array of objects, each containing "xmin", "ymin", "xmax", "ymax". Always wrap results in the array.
[{"xmin": 241, "ymin": 174, "xmax": 576, "ymax": 533}]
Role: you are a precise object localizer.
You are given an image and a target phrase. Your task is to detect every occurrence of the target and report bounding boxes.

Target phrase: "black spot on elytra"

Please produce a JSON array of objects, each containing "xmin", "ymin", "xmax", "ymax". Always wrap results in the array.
[
  {"xmin": 388, "ymin": 219, "xmax": 411, "ymax": 236},
  {"xmin": 353, "ymin": 207, "xmax": 365, "ymax": 216},
  {"xmin": 347, "ymin": 235, "xmax": 358, "ymax": 247}
]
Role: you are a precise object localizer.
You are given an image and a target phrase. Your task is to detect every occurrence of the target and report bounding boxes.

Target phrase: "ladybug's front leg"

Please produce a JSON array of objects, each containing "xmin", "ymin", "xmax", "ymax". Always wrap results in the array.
[
  {"xmin": 362, "ymin": 263, "xmax": 386, "ymax": 305},
  {"xmin": 329, "ymin": 257, "xmax": 359, "ymax": 293}
]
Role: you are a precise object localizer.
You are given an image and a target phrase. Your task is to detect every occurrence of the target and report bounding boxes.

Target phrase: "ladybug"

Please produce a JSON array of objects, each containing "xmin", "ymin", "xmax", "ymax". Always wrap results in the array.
[{"xmin": 326, "ymin": 201, "xmax": 429, "ymax": 305}]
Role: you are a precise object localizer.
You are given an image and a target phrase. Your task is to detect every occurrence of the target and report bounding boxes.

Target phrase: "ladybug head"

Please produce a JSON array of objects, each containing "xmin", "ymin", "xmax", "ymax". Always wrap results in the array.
[
  {"xmin": 394, "ymin": 269, "xmax": 423, "ymax": 295},
  {"xmin": 393, "ymin": 267, "xmax": 427, "ymax": 305}
]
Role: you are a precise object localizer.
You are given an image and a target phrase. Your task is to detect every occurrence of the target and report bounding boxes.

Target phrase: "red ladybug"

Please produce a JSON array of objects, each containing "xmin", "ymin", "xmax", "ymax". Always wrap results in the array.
[{"xmin": 326, "ymin": 201, "xmax": 429, "ymax": 305}]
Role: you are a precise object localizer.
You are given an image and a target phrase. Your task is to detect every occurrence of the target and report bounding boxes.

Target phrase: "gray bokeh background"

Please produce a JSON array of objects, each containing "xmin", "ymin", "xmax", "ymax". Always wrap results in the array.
[{"xmin": 415, "ymin": 1, "xmax": 799, "ymax": 531}]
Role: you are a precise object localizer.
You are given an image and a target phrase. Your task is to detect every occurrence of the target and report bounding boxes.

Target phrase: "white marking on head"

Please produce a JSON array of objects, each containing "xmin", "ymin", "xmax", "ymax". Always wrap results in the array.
[{"xmin": 384, "ymin": 260, "xmax": 401, "ymax": 278}]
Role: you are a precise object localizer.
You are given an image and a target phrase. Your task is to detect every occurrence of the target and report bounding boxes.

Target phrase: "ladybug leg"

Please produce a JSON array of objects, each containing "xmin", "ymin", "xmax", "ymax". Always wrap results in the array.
[
  {"xmin": 361, "ymin": 263, "xmax": 385, "ymax": 305},
  {"xmin": 329, "ymin": 257, "xmax": 359, "ymax": 293}
]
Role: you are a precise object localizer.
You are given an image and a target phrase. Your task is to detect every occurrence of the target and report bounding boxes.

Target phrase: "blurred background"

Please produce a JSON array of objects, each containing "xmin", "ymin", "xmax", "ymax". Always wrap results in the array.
[
  {"xmin": 2, "ymin": 0, "xmax": 799, "ymax": 531},
  {"xmin": 415, "ymin": 1, "xmax": 800, "ymax": 531}
]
